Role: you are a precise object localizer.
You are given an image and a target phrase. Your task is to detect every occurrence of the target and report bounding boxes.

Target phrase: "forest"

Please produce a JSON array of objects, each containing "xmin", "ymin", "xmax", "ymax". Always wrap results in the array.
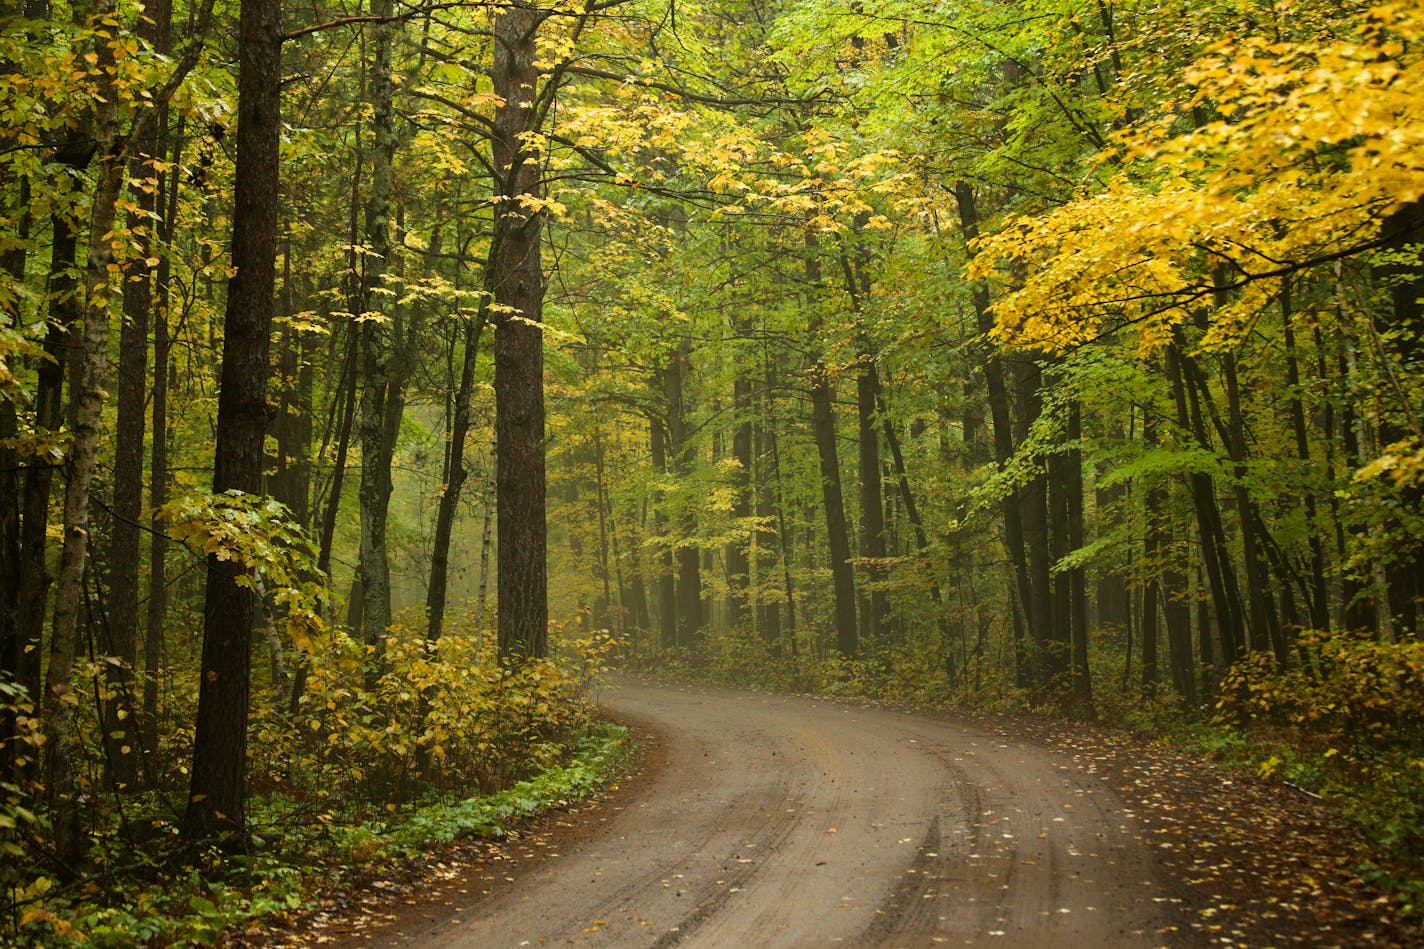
[{"xmin": 1, "ymin": 0, "xmax": 1423, "ymax": 941}]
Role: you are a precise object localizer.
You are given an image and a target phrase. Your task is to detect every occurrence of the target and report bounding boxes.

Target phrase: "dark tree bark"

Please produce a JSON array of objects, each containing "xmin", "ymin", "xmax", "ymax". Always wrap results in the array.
[
  {"xmin": 355, "ymin": 0, "xmax": 407, "ymax": 653},
  {"xmin": 1141, "ymin": 410, "xmax": 1164, "ymax": 696},
  {"xmin": 1065, "ymin": 401, "xmax": 1090, "ymax": 701},
  {"xmin": 650, "ymin": 419, "xmax": 678, "ymax": 648},
  {"xmin": 1166, "ymin": 339, "xmax": 1246, "ymax": 662},
  {"xmin": 955, "ymin": 181, "xmax": 1037, "ymax": 687},
  {"xmin": 183, "ymin": 0, "xmax": 281, "ymax": 845},
  {"xmin": 840, "ymin": 249, "xmax": 889, "ymax": 644},
  {"xmin": 104, "ymin": 0, "xmax": 172, "ymax": 788},
  {"xmin": 13, "ymin": 213, "xmax": 82, "ymax": 791},
  {"xmin": 1015, "ymin": 358, "xmax": 1059, "ymax": 685},
  {"xmin": 0, "ymin": 1, "xmax": 33, "ymax": 775},
  {"xmin": 491, "ymin": 0, "xmax": 548, "ymax": 662},
  {"xmin": 727, "ymin": 318, "xmax": 754, "ymax": 632},
  {"xmin": 1281, "ymin": 282, "xmax": 1329, "ymax": 632},
  {"xmin": 663, "ymin": 344, "xmax": 703, "ymax": 644},
  {"xmin": 144, "ymin": 115, "xmax": 183, "ymax": 753},
  {"xmin": 0, "ymin": 153, "xmax": 26, "ymax": 787},
  {"xmin": 427, "ymin": 300, "xmax": 485, "ymax": 643},
  {"xmin": 856, "ymin": 361, "xmax": 890, "ymax": 643},
  {"xmin": 804, "ymin": 241, "xmax": 857, "ymax": 657}
]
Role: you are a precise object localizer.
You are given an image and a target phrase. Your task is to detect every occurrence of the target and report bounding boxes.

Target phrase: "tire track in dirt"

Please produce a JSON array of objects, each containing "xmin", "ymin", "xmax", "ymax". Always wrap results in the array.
[{"xmin": 350, "ymin": 677, "xmax": 1177, "ymax": 948}]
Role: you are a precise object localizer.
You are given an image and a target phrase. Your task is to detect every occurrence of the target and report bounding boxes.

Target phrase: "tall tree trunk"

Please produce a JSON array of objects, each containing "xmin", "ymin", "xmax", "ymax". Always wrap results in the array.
[
  {"xmin": 183, "ymin": 0, "xmax": 281, "ymax": 845},
  {"xmin": 355, "ymin": 0, "xmax": 401, "ymax": 652},
  {"xmin": 1015, "ymin": 358, "xmax": 1059, "ymax": 685},
  {"xmin": 491, "ymin": 0, "xmax": 548, "ymax": 661},
  {"xmin": 955, "ymin": 181, "xmax": 1037, "ymax": 686},
  {"xmin": 104, "ymin": 0, "xmax": 171, "ymax": 788},
  {"xmin": 0, "ymin": 5, "xmax": 34, "ymax": 776},
  {"xmin": 1162, "ymin": 523, "xmax": 1197, "ymax": 704},
  {"xmin": 144, "ymin": 115, "xmax": 183, "ymax": 753},
  {"xmin": 44, "ymin": 1, "xmax": 127, "ymax": 866},
  {"xmin": 14, "ymin": 214, "xmax": 82, "ymax": 790},
  {"xmin": 0, "ymin": 129, "xmax": 28, "ymax": 786},
  {"xmin": 840, "ymin": 249, "xmax": 889, "ymax": 643}
]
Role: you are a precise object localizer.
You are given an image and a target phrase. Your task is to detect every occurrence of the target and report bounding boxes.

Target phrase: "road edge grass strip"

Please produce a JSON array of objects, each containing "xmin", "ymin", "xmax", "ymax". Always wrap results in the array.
[{"xmin": 9, "ymin": 722, "xmax": 632, "ymax": 948}]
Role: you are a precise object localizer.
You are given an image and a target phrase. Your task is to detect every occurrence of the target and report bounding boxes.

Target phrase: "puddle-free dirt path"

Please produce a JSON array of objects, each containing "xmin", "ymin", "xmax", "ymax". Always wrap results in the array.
[{"xmin": 364, "ymin": 677, "xmax": 1173, "ymax": 947}]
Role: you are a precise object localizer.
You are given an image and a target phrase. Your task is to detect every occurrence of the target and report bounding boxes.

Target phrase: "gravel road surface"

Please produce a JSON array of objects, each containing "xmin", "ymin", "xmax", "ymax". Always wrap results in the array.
[{"xmin": 364, "ymin": 677, "xmax": 1175, "ymax": 948}]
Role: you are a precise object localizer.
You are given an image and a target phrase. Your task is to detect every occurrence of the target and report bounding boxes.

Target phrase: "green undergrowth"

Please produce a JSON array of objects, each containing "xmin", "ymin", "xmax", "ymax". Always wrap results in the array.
[{"xmin": 3, "ymin": 722, "xmax": 631, "ymax": 948}]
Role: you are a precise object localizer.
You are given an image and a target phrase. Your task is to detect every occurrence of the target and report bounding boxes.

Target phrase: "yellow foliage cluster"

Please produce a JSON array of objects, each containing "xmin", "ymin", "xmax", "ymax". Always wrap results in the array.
[
  {"xmin": 973, "ymin": 2, "xmax": 1424, "ymax": 355},
  {"xmin": 279, "ymin": 615, "xmax": 618, "ymax": 800},
  {"xmin": 1218, "ymin": 628, "xmax": 1424, "ymax": 744}
]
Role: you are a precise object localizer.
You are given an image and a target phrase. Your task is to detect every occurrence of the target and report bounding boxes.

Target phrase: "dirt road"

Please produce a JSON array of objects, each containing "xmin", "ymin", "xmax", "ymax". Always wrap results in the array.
[{"xmin": 361, "ymin": 677, "xmax": 1178, "ymax": 948}]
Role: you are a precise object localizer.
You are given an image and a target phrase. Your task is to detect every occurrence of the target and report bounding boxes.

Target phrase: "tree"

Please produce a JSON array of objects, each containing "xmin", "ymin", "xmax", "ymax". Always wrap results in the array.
[{"xmin": 183, "ymin": 0, "xmax": 282, "ymax": 845}]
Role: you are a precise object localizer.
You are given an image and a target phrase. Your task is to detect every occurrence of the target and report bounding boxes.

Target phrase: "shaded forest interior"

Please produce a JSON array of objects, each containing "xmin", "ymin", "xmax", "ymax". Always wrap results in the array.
[{"xmin": 2, "ymin": 0, "xmax": 1424, "ymax": 941}]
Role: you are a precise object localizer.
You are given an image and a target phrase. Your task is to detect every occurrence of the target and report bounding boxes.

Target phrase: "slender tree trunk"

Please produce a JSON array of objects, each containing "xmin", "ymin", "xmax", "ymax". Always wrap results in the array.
[
  {"xmin": 14, "ymin": 215, "xmax": 81, "ymax": 788},
  {"xmin": 1281, "ymin": 282, "xmax": 1330, "ymax": 632},
  {"xmin": 144, "ymin": 115, "xmax": 182, "ymax": 752},
  {"xmin": 0, "ymin": 7, "xmax": 34, "ymax": 772},
  {"xmin": 839, "ymin": 249, "xmax": 889, "ymax": 644},
  {"xmin": 1166, "ymin": 340, "xmax": 1246, "ymax": 662},
  {"xmin": 727, "ymin": 320, "xmax": 753, "ymax": 632},
  {"xmin": 809, "ymin": 363, "xmax": 857, "ymax": 657},
  {"xmin": 1141, "ymin": 411, "xmax": 1163, "ymax": 695},
  {"xmin": 0, "ymin": 148, "xmax": 27, "ymax": 786},
  {"xmin": 1015, "ymin": 359, "xmax": 1059, "ymax": 685},
  {"xmin": 1065, "ymin": 401, "xmax": 1090, "ymax": 701},
  {"xmin": 955, "ymin": 181, "xmax": 1039, "ymax": 685},
  {"xmin": 856, "ymin": 361, "xmax": 890, "ymax": 643},
  {"xmin": 426, "ymin": 305, "xmax": 485, "ymax": 643},
  {"xmin": 650, "ymin": 419, "xmax": 677, "ymax": 648},
  {"xmin": 473, "ymin": 471, "xmax": 495, "ymax": 638},
  {"xmin": 663, "ymin": 345, "xmax": 703, "ymax": 644},
  {"xmin": 804, "ymin": 239, "xmax": 856, "ymax": 656},
  {"xmin": 183, "ymin": 0, "xmax": 281, "ymax": 845},
  {"xmin": 104, "ymin": 0, "xmax": 171, "ymax": 786}
]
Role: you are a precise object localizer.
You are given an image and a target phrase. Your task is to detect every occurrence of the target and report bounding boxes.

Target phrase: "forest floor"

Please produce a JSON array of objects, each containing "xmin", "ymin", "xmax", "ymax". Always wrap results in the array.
[{"xmin": 233, "ymin": 676, "xmax": 1422, "ymax": 948}]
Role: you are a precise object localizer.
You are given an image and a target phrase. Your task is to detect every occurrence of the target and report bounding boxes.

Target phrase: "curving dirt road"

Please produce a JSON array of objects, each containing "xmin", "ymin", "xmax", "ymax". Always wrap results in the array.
[{"xmin": 363, "ymin": 677, "xmax": 1178, "ymax": 948}]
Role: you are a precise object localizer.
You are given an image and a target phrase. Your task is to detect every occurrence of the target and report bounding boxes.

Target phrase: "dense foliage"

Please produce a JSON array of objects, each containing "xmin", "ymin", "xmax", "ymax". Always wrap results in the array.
[{"xmin": 1, "ymin": 0, "xmax": 1422, "ymax": 939}]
